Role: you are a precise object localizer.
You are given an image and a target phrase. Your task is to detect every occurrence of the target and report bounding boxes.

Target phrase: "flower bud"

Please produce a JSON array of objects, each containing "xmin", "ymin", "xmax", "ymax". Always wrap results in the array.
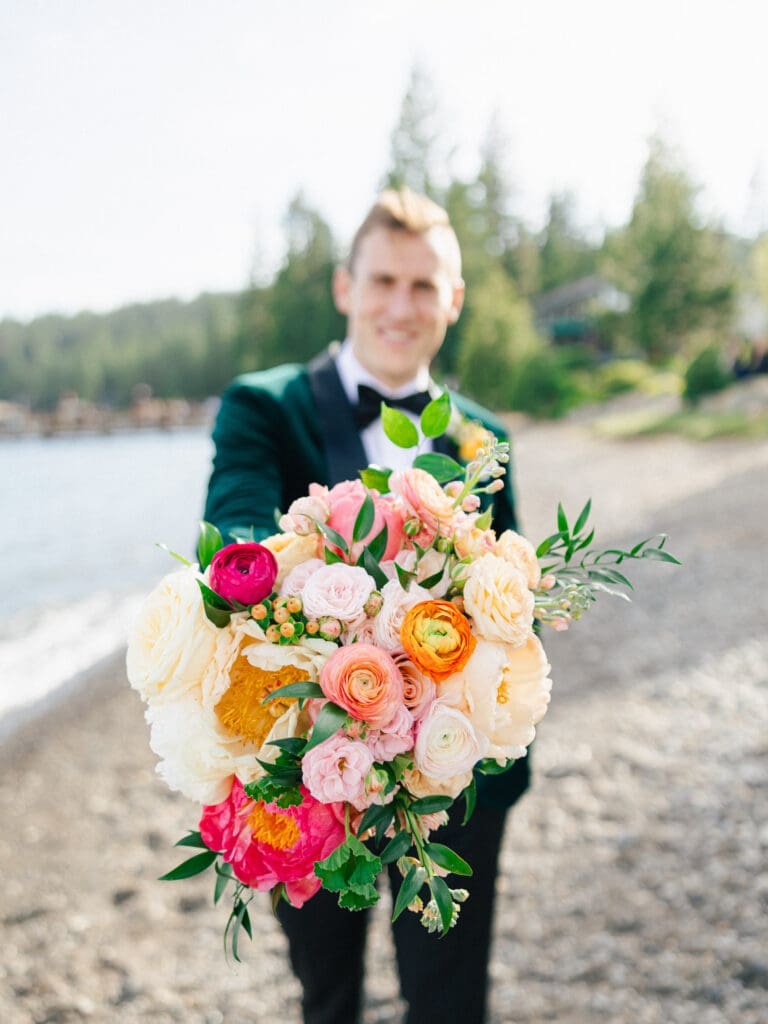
[
  {"xmin": 286, "ymin": 596, "xmax": 303, "ymax": 615},
  {"xmin": 279, "ymin": 621, "xmax": 295, "ymax": 639},
  {"xmin": 539, "ymin": 574, "xmax": 556, "ymax": 591},
  {"xmin": 364, "ymin": 591, "xmax": 383, "ymax": 617},
  {"xmin": 273, "ymin": 606, "xmax": 290, "ymax": 624},
  {"xmin": 461, "ymin": 494, "xmax": 481, "ymax": 513},
  {"xmin": 318, "ymin": 617, "xmax": 342, "ymax": 641},
  {"xmin": 486, "ymin": 479, "xmax": 504, "ymax": 494},
  {"xmin": 305, "ymin": 620, "xmax": 319, "ymax": 636},
  {"xmin": 450, "ymin": 595, "xmax": 465, "ymax": 613},
  {"xmin": 251, "ymin": 603, "xmax": 268, "ymax": 620},
  {"xmin": 444, "ymin": 481, "xmax": 463, "ymax": 499},
  {"xmin": 549, "ymin": 617, "xmax": 570, "ymax": 632},
  {"xmin": 404, "ymin": 517, "xmax": 422, "ymax": 537},
  {"xmin": 265, "ymin": 624, "xmax": 281, "ymax": 642}
]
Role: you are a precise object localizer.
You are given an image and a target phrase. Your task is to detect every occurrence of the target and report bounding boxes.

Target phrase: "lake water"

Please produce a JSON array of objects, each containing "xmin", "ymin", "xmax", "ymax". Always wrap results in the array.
[{"xmin": 0, "ymin": 428, "xmax": 215, "ymax": 732}]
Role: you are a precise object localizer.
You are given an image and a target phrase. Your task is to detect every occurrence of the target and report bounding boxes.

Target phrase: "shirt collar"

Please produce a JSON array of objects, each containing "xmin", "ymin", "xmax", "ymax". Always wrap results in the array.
[{"xmin": 336, "ymin": 339, "xmax": 431, "ymax": 407}]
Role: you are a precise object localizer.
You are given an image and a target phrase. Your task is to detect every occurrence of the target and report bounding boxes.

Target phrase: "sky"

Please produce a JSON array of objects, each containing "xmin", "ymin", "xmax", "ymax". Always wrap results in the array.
[{"xmin": 2, "ymin": 0, "xmax": 767, "ymax": 321}]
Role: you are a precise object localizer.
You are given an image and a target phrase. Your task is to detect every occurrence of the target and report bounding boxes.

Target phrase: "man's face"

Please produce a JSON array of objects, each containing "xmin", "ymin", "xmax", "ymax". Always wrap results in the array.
[{"xmin": 332, "ymin": 226, "xmax": 464, "ymax": 390}]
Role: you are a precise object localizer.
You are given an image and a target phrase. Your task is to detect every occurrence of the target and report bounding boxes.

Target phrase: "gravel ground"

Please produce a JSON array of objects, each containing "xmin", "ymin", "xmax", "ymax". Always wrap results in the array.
[{"xmin": 1, "ymin": 423, "xmax": 766, "ymax": 1024}]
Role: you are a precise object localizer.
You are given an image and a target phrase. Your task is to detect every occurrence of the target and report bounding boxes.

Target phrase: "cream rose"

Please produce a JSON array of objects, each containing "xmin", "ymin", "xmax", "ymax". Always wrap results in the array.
[
  {"xmin": 413, "ymin": 699, "xmax": 487, "ymax": 780},
  {"xmin": 126, "ymin": 567, "xmax": 219, "ymax": 705},
  {"xmin": 495, "ymin": 530, "xmax": 541, "ymax": 590},
  {"xmin": 402, "ymin": 765, "xmax": 473, "ymax": 801},
  {"xmin": 302, "ymin": 563, "xmax": 377, "ymax": 623},
  {"xmin": 463, "ymin": 554, "xmax": 535, "ymax": 647},
  {"xmin": 260, "ymin": 531, "xmax": 322, "ymax": 589}
]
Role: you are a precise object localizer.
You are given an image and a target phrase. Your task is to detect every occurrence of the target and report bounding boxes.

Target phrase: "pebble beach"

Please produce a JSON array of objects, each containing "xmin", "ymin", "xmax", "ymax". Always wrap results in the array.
[{"xmin": 2, "ymin": 421, "xmax": 767, "ymax": 1024}]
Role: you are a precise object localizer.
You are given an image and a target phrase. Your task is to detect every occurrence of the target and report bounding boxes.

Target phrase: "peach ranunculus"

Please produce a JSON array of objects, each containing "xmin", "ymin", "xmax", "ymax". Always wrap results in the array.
[
  {"xmin": 326, "ymin": 480, "xmax": 405, "ymax": 562},
  {"xmin": 260, "ymin": 531, "xmax": 322, "ymax": 589},
  {"xmin": 319, "ymin": 643, "xmax": 404, "ymax": 728},
  {"xmin": 388, "ymin": 468, "xmax": 456, "ymax": 546},
  {"xmin": 413, "ymin": 699, "xmax": 487, "ymax": 780},
  {"xmin": 462, "ymin": 554, "xmax": 534, "ymax": 647},
  {"xmin": 399, "ymin": 600, "xmax": 477, "ymax": 683},
  {"xmin": 494, "ymin": 530, "xmax": 541, "ymax": 590}
]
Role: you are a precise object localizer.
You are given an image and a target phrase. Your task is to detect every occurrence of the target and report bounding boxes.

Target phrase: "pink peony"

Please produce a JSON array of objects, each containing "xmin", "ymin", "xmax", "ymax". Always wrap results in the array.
[
  {"xmin": 301, "ymin": 563, "xmax": 376, "ymax": 624},
  {"xmin": 302, "ymin": 733, "xmax": 373, "ymax": 806},
  {"xmin": 208, "ymin": 543, "xmax": 278, "ymax": 605},
  {"xmin": 199, "ymin": 779, "xmax": 345, "ymax": 907},
  {"xmin": 319, "ymin": 643, "xmax": 404, "ymax": 728},
  {"xmin": 326, "ymin": 480, "xmax": 405, "ymax": 562}
]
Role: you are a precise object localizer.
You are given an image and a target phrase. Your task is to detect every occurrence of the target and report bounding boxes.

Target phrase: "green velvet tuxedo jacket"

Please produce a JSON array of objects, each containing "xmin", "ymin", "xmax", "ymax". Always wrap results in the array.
[{"xmin": 204, "ymin": 348, "xmax": 530, "ymax": 810}]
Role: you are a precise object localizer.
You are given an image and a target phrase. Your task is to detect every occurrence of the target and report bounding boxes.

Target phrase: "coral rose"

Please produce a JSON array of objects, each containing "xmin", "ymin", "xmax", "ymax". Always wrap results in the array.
[
  {"xmin": 399, "ymin": 600, "xmax": 477, "ymax": 683},
  {"xmin": 200, "ymin": 779, "xmax": 345, "ymax": 908},
  {"xmin": 209, "ymin": 542, "xmax": 278, "ymax": 605},
  {"xmin": 463, "ymin": 554, "xmax": 534, "ymax": 647},
  {"xmin": 319, "ymin": 643, "xmax": 404, "ymax": 728}
]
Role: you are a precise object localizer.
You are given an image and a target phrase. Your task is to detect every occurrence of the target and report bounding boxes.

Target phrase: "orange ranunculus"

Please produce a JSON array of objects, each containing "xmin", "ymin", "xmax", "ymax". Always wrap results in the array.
[{"xmin": 399, "ymin": 600, "xmax": 477, "ymax": 684}]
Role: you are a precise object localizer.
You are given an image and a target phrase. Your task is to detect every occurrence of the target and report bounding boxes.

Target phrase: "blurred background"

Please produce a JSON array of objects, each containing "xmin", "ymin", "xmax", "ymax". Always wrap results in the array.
[{"xmin": 1, "ymin": 3, "xmax": 767, "ymax": 1022}]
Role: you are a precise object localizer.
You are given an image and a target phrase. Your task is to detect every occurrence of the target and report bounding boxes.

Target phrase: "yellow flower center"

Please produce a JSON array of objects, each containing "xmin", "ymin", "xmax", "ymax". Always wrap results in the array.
[
  {"xmin": 247, "ymin": 801, "xmax": 300, "ymax": 850},
  {"xmin": 497, "ymin": 676, "xmax": 510, "ymax": 705},
  {"xmin": 214, "ymin": 652, "xmax": 309, "ymax": 747}
]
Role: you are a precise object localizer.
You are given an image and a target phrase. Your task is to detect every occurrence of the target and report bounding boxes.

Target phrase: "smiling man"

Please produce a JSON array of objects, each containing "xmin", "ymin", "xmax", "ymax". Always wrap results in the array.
[{"xmin": 204, "ymin": 188, "xmax": 530, "ymax": 1024}]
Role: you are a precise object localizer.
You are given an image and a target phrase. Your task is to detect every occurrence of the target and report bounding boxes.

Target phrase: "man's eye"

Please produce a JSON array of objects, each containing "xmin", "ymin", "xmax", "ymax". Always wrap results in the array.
[{"xmin": 414, "ymin": 281, "xmax": 437, "ymax": 293}]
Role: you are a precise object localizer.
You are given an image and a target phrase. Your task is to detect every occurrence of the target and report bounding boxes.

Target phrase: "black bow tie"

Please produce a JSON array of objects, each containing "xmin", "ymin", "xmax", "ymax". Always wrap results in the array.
[{"xmin": 354, "ymin": 384, "xmax": 432, "ymax": 430}]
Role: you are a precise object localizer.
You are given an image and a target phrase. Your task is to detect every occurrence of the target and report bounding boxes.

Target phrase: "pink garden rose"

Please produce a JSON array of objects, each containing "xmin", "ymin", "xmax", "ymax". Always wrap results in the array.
[
  {"xmin": 279, "ymin": 557, "xmax": 325, "ymax": 598},
  {"xmin": 199, "ymin": 779, "xmax": 345, "ymax": 907},
  {"xmin": 391, "ymin": 650, "xmax": 437, "ymax": 720},
  {"xmin": 208, "ymin": 543, "xmax": 278, "ymax": 605},
  {"xmin": 388, "ymin": 468, "xmax": 455, "ymax": 547},
  {"xmin": 319, "ymin": 643, "xmax": 404, "ymax": 728},
  {"xmin": 326, "ymin": 480, "xmax": 405, "ymax": 562},
  {"xmin": 301, "ymin": 563, "xmax": 376, "ymax": 623},
  {"xmin": 365, "ymin": 702, "xmax": 415, "ymax": 761},
  {"xmin": 301, "ymin": 733, "xmax": 374, "ymax": 807},
  {"xmin": 279, "ymin": 483, "xmax": 331, "ymax": 535}
]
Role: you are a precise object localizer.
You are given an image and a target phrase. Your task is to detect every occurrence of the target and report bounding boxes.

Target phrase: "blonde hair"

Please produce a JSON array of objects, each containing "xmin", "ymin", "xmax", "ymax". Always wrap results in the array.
[{"xmin": 348, "ymin": 187, "xmax": 462, "ymax": 280}]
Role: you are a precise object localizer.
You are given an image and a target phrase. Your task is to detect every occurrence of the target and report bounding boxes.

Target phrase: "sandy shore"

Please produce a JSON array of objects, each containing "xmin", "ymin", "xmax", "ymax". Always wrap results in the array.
[{"xmin": 2, "ymin": 423, "xmax": 767, "ymax": 1024}]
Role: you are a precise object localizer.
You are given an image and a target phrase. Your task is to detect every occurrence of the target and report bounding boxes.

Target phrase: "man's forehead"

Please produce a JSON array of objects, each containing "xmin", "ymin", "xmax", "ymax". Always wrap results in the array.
[{"xmin": 356, "ymin": 226, "xmax": 460, "ymax": 282}]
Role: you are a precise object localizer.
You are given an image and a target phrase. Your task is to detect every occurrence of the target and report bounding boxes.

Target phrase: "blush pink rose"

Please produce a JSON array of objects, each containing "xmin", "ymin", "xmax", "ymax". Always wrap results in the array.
[
  {"xmin": 326, "ymin": 480, "xmax": 405, "ymax": 562},
  {"xmin": 301, "ymin": 563, "xmax": 376, "ymax": 623},
  {"xmin": 199, "ymin": 779, "xmax": 345, "ymax": 908},
  {"xmin": 365, "ymin": 702, "xmax": 415, "ymax": 761},
  {"xmin": 388, "ymin": 468, "xmax": 455, "ymax": 547},
  {"xmin": 301, "ymin": 733, "xmax": 374, "ymax": 806},
  {"xmin": 279, "ymin": 484, "xmax": 331, "ymax": 535},
  {"xmin": 391, "ymin": 649, "xmax": 437, "ymax": 720},
  {"xmin": 319, "ymin": 643, "xmax": 404, "ymax": 728},
  {"xmin": 279, "ymin": 557, "xmax": 325, "ymax": 598},
  {"xmin": 208, "ymin": 543, "xmax": 278, "ymax": 605}
]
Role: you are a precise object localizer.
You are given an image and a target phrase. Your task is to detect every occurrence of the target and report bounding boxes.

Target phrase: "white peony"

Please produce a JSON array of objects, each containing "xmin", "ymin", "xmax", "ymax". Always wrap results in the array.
[{"xmin": 126, "ymin": 567, "xmax": 219, "ymax": 705}]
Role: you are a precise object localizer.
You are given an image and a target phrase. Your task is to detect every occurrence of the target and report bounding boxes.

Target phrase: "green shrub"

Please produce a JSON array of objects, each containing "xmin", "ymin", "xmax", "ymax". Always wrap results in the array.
[
  {"xmin": 510, "ymin": 349, "xmax": 582, "ymax": 418},
  {"xmin": 594, "ymin": 359, "xmax": 653, "ymax": 398},
  {"xmin": 683, "ymin": 346, "xmax": 732, "ymax": 404}
]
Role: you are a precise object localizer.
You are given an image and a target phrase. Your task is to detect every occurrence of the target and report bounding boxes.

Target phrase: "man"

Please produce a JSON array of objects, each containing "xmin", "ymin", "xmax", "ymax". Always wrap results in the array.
[{"xmin": 204, "ymin": 188, "xmax": 529, "ymax": 1024}]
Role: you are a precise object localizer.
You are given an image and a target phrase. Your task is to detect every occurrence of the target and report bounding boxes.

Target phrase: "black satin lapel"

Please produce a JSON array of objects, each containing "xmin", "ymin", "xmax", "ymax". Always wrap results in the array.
[{"xmin": 308, "ymin": 349, "xmax": 368, "ymax": 486}]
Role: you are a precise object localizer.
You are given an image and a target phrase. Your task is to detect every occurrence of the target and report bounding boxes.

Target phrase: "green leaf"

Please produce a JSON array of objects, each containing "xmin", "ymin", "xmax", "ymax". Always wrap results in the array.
[
  {"xmin": 641, "ymin": 547, "xmax": 681, "ymax": 564},
  {"xmin": 476, "ymin": 757, "xmax": 514, "ymax": 775},
  {"xmin": 159, "ymin": 849, "xmax": 217, "ymax": 881},
  {"xmin": 352, "ymin": 492, "xmax": 376, "ymax": 543},
  {"xmin": 572, "ymin": 499, "xmax": 592, "ymax": 536},
  {"xmin": 261, "ymin": 680, "xmax": 324, "ymax": 704},
  {"xmin": 409, "ymin": 795, "xmax": 454, "ymax": 814},
  {"xmin": 324, "ymin": 546, "xmax": 345, "ymax": 565},
  {"xmin": 202, "ymin": 601, "xmax": 233, "ymax": 628},
  {"xmin": 213, "ymin": 861, "xmax": 233, "ymax": 904},
  {"xmin": 174, "ymin": 831, "xmax": 208, "ymax": 849},
  {"xmin": 197, "ymin": 520, "xmax": 225, "ymax": 571},
  {"xmin": 474, "ymin": 507, "xmax": 493, "ymax": 531},
  {"xmin": 419, "ymin": 558, "xmax": 448, "ymax": 590},
  {"xmin": 270, "ymin": 883, "xmax": 286, "ymax": 916},
  {"xmin": 424, "ymin": 842, "xmax": 473, "ymax": 876},
  {"xmin": 359, "ymin": 465, "xmax": 393, "ymax": 492},
  {"xmin": 430, "ymin": 876, "xmax": 454, "ymax": 935},
  {"xmin": 412, "ymin": 453, "xmax": 463, "ymax": 483},
  {"xmin": 304, "ymin": 702, "xmax": 348, "ymax": 752},
  {"xmin": 392, "ymin": 863, "xmax": 426, "ymax": 922},
  {"xmin": 461, "ymin": 777, "xmax": 477, "ymax": 826},
  {"xmin": 394, "ymin": 562, "xmax": 416, "ymax": 590},
  {"xmin": 357, "ymin": 802, "xmax": 395, "ymax": 840},
  {"xmin": 362, "ymin": 547, "xmax": 388, "ymax": 589},
  {"xmin": 420, "ymin": 392, "xmax": 452, "ymax": 438},
  {"xmin": 381, "ymin": 404, "xmax": 419, "ymax": 448},
  {"xmin": 364, "ymin": 523, "xmax": 389, "ymax": 563},
  {"xmin": 155, "ymin": 542, "xmax": 192, "ymax": 567},
  {"xmin": 318, "ymin": 521, "xmax": 349, "ymax": 555},
  {"xmin": 231, "ymin": 899, "xmax": 252, "ymax": 963},
  {"xmin": 536, "ymin": 531, "xmax": 565, "ymax": 558},
  {"xmin": 380, "ymin": 829, "xmax": 413, "ymax": 865},
  {"xmin": 338, "ymin": 888, "xmax": 380, "ymax": 910},
  {"xmin": 315, "ymin": 833, "xmax": 382, "ymax": 907},
  {"xmin": 265, "ymin": 737, "xmax": 306, "ymax": 756},
  {"xmin": 557, "ymin": 502, "xmax": 569, "ymax": 535}
]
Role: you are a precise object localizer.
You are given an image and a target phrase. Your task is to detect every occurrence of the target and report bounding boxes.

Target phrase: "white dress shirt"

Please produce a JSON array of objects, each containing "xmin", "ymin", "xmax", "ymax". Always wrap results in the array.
[{"xmin": 335, "ymin": 340, "xmax": 434, "ymax": 472}]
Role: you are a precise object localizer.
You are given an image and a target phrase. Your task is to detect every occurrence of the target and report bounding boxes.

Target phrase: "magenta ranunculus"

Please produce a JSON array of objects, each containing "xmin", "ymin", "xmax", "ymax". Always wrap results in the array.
[
  {"xmin": 208, "ymin": 542, "xmax": 278, "ymax": 605},
  {"xmin": 199, "ymin": 779, "xmax": 346, "ymax": 908}
]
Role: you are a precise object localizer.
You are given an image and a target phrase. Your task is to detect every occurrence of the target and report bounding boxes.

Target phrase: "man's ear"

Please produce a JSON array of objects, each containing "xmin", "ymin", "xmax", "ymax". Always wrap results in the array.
[
  {"xmin": 332, "ymin": 265, "xmax": 351, "ymax": 315},
  {"xmin": 447, "ymin": 279, "xmax": 465, "ymax": 325}
]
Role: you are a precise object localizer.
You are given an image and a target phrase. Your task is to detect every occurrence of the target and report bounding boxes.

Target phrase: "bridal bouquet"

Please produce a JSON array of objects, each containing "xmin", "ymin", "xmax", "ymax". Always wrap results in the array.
[{"xmin": 127, "ymin": 394, "xmax": 677, "ymax": 959}]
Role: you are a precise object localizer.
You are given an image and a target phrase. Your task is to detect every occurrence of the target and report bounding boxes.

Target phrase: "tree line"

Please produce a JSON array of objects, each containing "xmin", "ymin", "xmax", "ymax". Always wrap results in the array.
[{"xmin": 2, "ymin": 68, "xmax": 764, "ymax": 414}]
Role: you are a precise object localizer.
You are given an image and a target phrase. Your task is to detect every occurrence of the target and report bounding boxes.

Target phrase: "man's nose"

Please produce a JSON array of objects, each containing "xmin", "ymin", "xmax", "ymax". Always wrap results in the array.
[{"xmin": 385, "ymin": 284, "xmax": 416, "ymax": 319}]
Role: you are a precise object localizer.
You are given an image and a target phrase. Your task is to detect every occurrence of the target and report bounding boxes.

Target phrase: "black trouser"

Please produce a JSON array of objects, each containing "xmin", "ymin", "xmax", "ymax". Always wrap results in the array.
[{"xmin": 276, "ymin": 803, "xmax": 508, "ymax": 1024}]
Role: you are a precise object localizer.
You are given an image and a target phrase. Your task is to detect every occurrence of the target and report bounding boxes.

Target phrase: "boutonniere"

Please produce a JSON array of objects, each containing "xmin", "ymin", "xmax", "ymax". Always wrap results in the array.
[{"xmin": 445, "ymin": 404, "xmax": 495, "ymax": 465}]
